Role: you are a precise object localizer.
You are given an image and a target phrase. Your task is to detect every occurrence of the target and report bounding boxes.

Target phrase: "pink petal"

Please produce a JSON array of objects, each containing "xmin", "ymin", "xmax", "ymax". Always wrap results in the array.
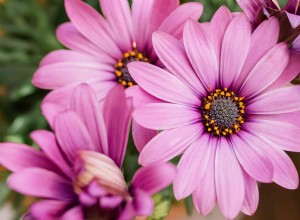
[
  {"xmin": 41, "ymin": 81, "xmax": 116, "ymax": 127},
  {"xmin": 128, "ymin": 62, "xmax": 200, "ymax": 106},
  {"xmin": 231, "ymin": 131, "xmax": 274, "ymax": 183},
  {"xmin": 8, "ymin": 168, "xmax": 75, "ymax": 200},
  {"xmin": 100, "ymin": 196, "xmax": 123, "ymax": 209},
  {"xmin": 241, "ymin": 172, "xmax": 259, "ymax": 216},
  {"xmin": 183, "ymin": 19, "xmax": 218, "ymax": 92},
  {"xmin": 133, "ymin": 103, "xmax": 200, "ymax": 130},
  {"xmin": 253, "ymin": 134, "xmax": 299, "ymax": 189},
  {"xmin": 56, "ymin": 22, "xmax": 113, "ymax": 59},
  {"xmin": 209, "ymin": 6, "xmax": 233, "ymax": 59},
  {"xmin": 268, "ymin": 53, "xmax": 300, "ymax": 90},
  {"xmin": 102, "ymin": 85, "xmax": 132, "ymax": 167},
  {"xmin": 139, "ymin": 123, "xmax": 203, "ymax": 166},
  {"xmin": 152, "ymin": 31, "xmax": 206, "ymax": 96},
  {"xmin": 284, "ymin": 0, "xmax": 300, "ymax": 13},
  {"xmin": 192, "ymin": 138, "xmax": 217, "ymax": 215},
  {"xmin": 174, "ymin": 134, "xmax": 212, "ymax": 200},
  {"xmin": 244, "ymin": 118, "xmax": 300, "ymax": 152},
  {"xmin": 64, "ymin": 0, "xmax": 121, "ymax": 58},
  {"xmin": 233, "ymin": 17, "xmax": 280, "ymax": 88},
  {"xmin": 0, "ymin": 143, "xmax": 58, "ymax": 173},
  {"xmin": 119, "ymin": 202, "xmax": 136, "ymax": 220},
  {"xmin": 30, "ymin": 130, "xmax": 72, "ymax": 177},
  {"xmin": 239, "ymin": 43, "xmax": 290, "ymax": 98},
  {"xmin": 150, "ymin": 0, "xmax": 179, "ymax": 32},
  {"xmin": 132, "ymin": 0, "xmax": 153, "ymax": 52},
  {"xmin": 61, "ymin": 206, "xmax": 84, "ymax": 220},
  {"xmin": 39, "ymin": 49, "xmax": 106, "ymax": 67},
  {"xmin": 132, "ymin": 120, "xmax": 158, "ymax": 152},
  {"xmin": 159, "ymin": 2, "xmax": 203, "ymax": 39},
  {"xmin": 215, "ymin": 138, "xmax": 245, "ymax": 219},
  {"xmin": 247, "ymin": 86, "xmax": 300, "ymax": 114},
  {"xmin": 70, "ymin": 84, "xmax": 108, "ymax": 155},
  {"xmin": 30, "ymin": 200, "xmax": 70, "ymax": 219},
  {"xmin": 220, "ymin": 14, "xmax": 251, "ymax": 89},
  {"xmin": 54, "ymin": 110, "xmax": 94, "ymax": 163},
  {"xmin": 126, "ymin": 85, "xmax": 163, "ymax": 108},
  {"xmin": 99, "ymin": 0, "xmax": 133, "ymax": 52},
  {"xmin": 286, "ymin": 12, "xmax": 300, "ymax": 28},
  {"xmin": 236, "ymin": 0, "xmax": 264, "ymax": 22},
  {"xmin": 32, "ymin": 62, "xmax": 115, "ymax": 89},
  {"xmin": 133, "ymin": 189, "xmax": 155, "ymax": 216},
  {"xmin": 131, "ymin": 163, "xmax": 176, "ymax": 195}
]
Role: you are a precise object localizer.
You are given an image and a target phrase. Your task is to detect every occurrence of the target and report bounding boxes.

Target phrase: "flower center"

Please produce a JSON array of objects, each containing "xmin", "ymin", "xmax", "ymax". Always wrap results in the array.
[
  {"xmin": 115, "ymin": 43, "xmax": 149, "ymax": 88},
  {"xmin": 202, "ymin": 88, "xmax": 245, "ymax": 136}
]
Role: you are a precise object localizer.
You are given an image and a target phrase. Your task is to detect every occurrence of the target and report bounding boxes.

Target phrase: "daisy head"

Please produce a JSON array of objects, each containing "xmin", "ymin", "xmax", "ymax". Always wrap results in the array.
[
  {"xmin": 129, "ymin": 6, "xmax": 300, "ymax": 219},
  {"xmin": 32, "ymin": 0, "xmax": 203, "ymax": 107},
  {"xmin": 0, "ymin": 84, "xmax": 175, "ymax": 219}
]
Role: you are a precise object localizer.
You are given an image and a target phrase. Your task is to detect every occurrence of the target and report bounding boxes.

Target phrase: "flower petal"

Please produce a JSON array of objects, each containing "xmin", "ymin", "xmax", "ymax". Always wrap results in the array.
[
  {"xmin": 247, "ymin": 86, "xmax": 300, "ymax": 114},
  {"xmin": 183, "ymin": 19, "xmax": 218, "ymax": 92},
  {"xmin": 152, "ymin": 31, "xmax": 206, "ymax": 96},
  {"xmin": 220, "ymin": 14, "xmax": 251, "ymax": 89},
  {"xmin": 139, "ymin": 123, "xmax": 203, "ymax": 166},
  {"xmin": 174, "ymin": 134, "xmax": 212, "ymax": 200},
  {"xmin": 61, "ymin": 206, "xmax": 84, "ymax": 220},
  {"xmin": 241, "ymin": 172, "xmax": 259, "ymax": 216},
  {"xmin": 64, "ymin": 0, "xmax": 121, "ymax": 58},
  {"xmin": 128, "ymin": 62, "xmax": 200, "ymax": 106},
  {"xmin": 99, "ymin": 0, "xmax": 133, "ymax": 52},
  {"xmin": 133, "ymin": 103, "xmax": 200, "ymax": 130},
  {"xmin": 102, "ymin": 85, "xmax": 132, "ymax": 167},
  {"xmin": 126, "ymin": 85, "xmax": 163, "ymax": 108},
  {"xmin": 70, "ymin": 84, "xmax": 108, "ymax": 155},
  {"xmin": 0, "ymin": 143, "xmax": 58, "ymax": 173},
  {"xmin": 149, "ymin": 0, "xmax": 179, "ymax": 32},
  {"xmin": 236, "ymin": 0, "xmax": 264, "ymax": 22},
  {"xmin": 131, "ymin": 0, "xmax": 153, "ymax": 51},
  {"xmin": 32, "ymin": 62, "xmax": 114, "ymax": 89},
  {"xmin": 270, "ymin": 53, "xmax": 300, "ymax": 89},
  {"xmin": 131, "ymin": 163, "xmax": 176, "ymax": 195},
  {"xmin": 133, "ymin": 189, "xmax": 155, "ymax": 216},
  {"xmin": 30, "ymin": 130, "xmax": 72, "ymax": 177},
  {"xmin": 132, "ymin": 120, "xmax": 158, "ymax": 152},
  {"xmin": 239, "ymin": 43, "xmax": 290, "ymax": 98},
  {"xmin": 215, "ymin": 138, "xmax": 245, "ymax": 219},
  {"xmin": 39, "ymin": 49, "xmax": 107, "ymax": 67},
  {"xmin": 233, "ymin": 17, "xmax": 280, "ymax": 88},
  {"xmin": 159, "ymin": 2, "xmax": 203, "ymax": 39},
  {"xmin": 119, "ymin": 202, "xmax": 136, "ymax": 220},
  {"xmin": 252, "ymin": 134, "xmax": 299, "ymax": 189},
  {"xmin": 8, "ymin": 168, "xmax": 75, "ymax": 200},
  {"xmin": 244, "ymin": 118, "xmax": 300, "ymax": 152},
  {"xmin": 192, "ymin": 138, "xmax": 217, "ymax": 215},
  {"xmin": 231, "ymin": 131, "xmax": 274, "ymax": 183},
  {"xmin": 56, "ymin": 22, "xmax": 113, "ymax": 59},
  {"xmin": 209, "ymin": 6, "xmax": 233, "ymax": 59},
  {"xmin": 54, "ymin": 110, "xmax": 94, "ymax": 163},
  {"xmin": 30, "ymin": 200, "xmax": 70, "ymax": 219}
]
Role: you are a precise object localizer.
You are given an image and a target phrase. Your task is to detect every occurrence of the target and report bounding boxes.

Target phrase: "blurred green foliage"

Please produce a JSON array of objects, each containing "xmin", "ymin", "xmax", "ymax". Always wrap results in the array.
[{"xmin": 0, "ymin": 0, "xmax": 289, "ymax": 219}]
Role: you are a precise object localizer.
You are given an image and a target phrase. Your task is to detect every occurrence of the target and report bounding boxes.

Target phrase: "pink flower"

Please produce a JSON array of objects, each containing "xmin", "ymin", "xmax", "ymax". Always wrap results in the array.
[
  {"xmin": 129, "ymin": 7, "xmax": 300, "ymax": 219},
  {"xmin": 32, "ymin": 0, "xmax": 203, "ymax": 152},
  {"xmin": 0, "ymin": 84, "xmax": 176, "ymax": 220},
  {"xmin": 32, "ymin": 0, "xmax": 203, "ymax": 104}
]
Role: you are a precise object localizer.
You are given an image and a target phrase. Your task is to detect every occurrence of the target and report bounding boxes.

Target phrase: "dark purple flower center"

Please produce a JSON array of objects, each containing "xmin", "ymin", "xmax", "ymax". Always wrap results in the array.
[
  {"xmin": 115, "ymin": 43, "xmax": 149, "ymax": 88},
  {"xmin": 202, "ymin": 88, "xmax": 245, "ymax": 136}
]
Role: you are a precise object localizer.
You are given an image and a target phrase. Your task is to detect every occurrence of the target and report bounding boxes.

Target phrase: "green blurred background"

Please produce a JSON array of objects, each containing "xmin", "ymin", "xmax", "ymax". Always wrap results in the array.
[{"xmin": 0, "ymin": 0, "xmax": 298, "ymax": 220}]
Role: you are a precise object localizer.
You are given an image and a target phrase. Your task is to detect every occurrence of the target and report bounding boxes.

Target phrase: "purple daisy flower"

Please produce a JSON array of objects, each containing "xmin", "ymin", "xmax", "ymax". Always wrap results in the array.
[
  {"xmin": 0, "ymin": 84, "xmax": 176, "ymax": 220},
  {"xmin": 128, "ymin": 7, "xmax": 300, "ymax": 219}
]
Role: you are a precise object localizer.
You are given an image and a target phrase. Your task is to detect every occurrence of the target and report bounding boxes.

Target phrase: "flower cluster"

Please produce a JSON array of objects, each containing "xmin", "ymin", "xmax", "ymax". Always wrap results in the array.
[{"xmin": 1, "ymin": 0, "xmax": 300, "ymax": 220}]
